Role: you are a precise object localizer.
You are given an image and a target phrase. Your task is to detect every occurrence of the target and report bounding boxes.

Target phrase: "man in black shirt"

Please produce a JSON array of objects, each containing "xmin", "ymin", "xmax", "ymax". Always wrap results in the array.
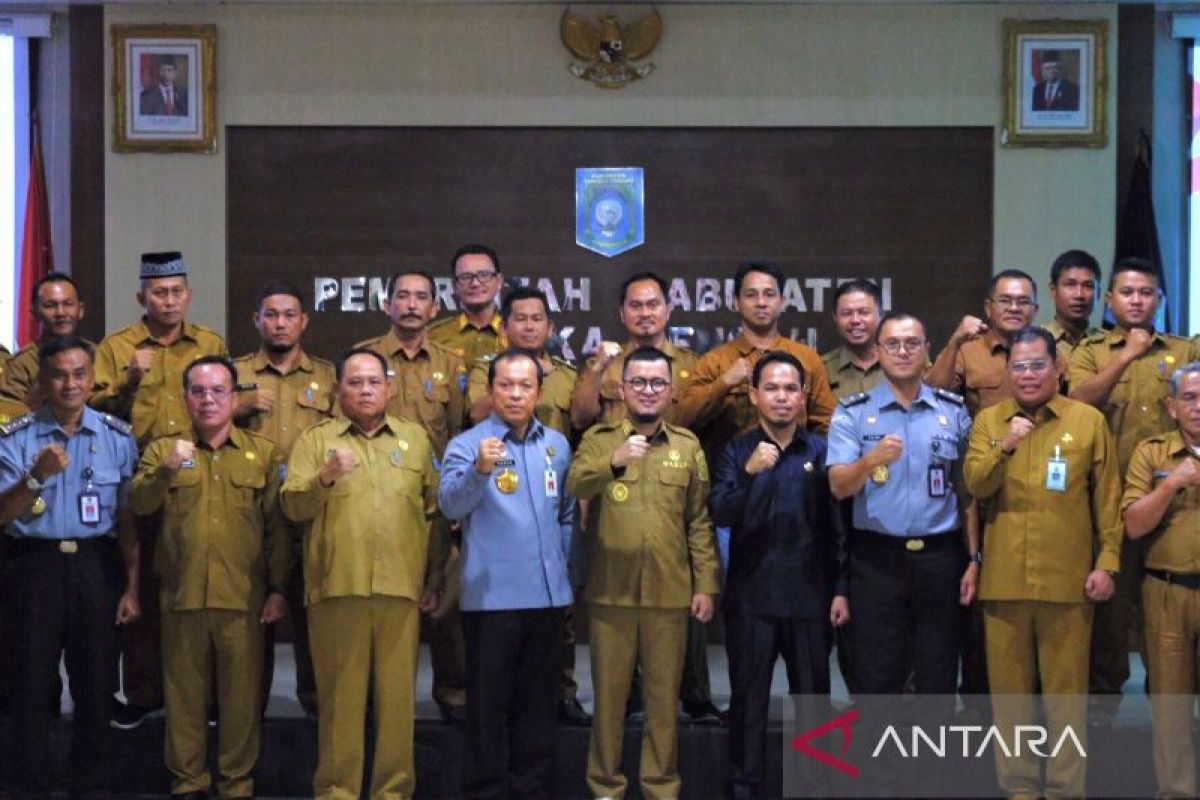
[{"xmin": 710, "ymin": 350, "xmax": 849, "ymax": 800}]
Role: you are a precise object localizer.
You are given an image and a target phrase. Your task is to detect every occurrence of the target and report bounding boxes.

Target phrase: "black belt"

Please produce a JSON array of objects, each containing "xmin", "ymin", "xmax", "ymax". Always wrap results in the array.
[
  {"xmin": 3, "ymin": 535, "xmax": 116, "ymax": 555},
  {"xmin": 1145, "ymin": 568, "xmax": 1200, "ymax": 591},
  {"xmin": 854, "ymin": 528, "xmax": 962, "ymax": 553}
]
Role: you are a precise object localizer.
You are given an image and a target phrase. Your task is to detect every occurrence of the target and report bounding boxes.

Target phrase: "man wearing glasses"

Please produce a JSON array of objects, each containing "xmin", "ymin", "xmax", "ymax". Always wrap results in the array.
[
  {"xmin": 828, "ymin": 312, "xmax": 975, "ymax": 694},
  {"xmin": 965, "ymin": 326, "xmax": 1119, "ymax": 799},
  {"xmin": 568, "ymin": 346, "xmax": 720, "ymax": 800},
  {"xmin": 430, "ymin": 244, "xmax": 508, "ymax": 365},
  {"xmin": 1068, "ymin": 257, "xmax": 1200, "ymax": 721}
]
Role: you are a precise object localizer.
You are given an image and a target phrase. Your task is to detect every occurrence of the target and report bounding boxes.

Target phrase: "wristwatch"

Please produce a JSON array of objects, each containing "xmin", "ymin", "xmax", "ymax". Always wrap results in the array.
[
  {"xmin": 969, "ymin": 551, "xmax": 983, "ymax": 565},
  {"xmin": 23, "ymin": 471, "xmax": 42, "ymax": 492}
]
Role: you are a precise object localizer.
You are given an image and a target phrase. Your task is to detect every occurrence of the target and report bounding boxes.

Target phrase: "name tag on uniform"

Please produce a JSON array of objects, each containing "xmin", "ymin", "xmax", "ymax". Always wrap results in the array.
[
  {"xmin": 79, "ymin": 491, "xmax": 101, "ymax": 525},
  {"xmin": 545, "ymin": 468, "xmax": 558, "ymax": 498},
  {"xmin": 1046, "ymin": 446, "xmax": 1067, "ymax": 492},
  {"xmin": 928, "ymin": 465, "xmax": 947, "ymax": 498}
]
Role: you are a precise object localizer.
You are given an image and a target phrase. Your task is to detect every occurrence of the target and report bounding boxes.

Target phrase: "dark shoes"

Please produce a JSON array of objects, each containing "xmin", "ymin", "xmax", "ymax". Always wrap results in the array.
[
  {"xmin": 682, "ymin": 700, "xmax": 728, "ymax": 726},
  {"xmin": 110, "ymin": 700, "xmax": 163, "ymax": 730},
  {"xmin": 559, "ymin": 696, "xmax": 592, "ymax": 727},
  {"xmin": 169, "ymin": 792, "xmax": 209, "ymax": 800},
  {"xmin": 438, "ymin": 701, "xmax": 467, "ymax": 724}
]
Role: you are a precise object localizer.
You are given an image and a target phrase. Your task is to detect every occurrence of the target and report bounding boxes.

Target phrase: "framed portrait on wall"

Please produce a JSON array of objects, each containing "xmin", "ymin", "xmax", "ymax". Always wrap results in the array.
[
  {"xmin": 112, "ymin": 24, "xmax": 216, "ymax": 153},
  {"xmin": 1002, "ymin": 19, "xmax": 1107, "ymax": 148}
]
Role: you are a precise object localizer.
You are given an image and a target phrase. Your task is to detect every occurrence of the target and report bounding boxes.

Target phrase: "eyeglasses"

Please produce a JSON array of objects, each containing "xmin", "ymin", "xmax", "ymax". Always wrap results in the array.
[
  {"xmin": 625, "ymin": 377, "xmax": 671, "ymax": 394},
  {"xmin": 990, "ymin": 296, "xmax": 1037, "ymax": 310},
  {"xmin": 455, "ymin": 271, "xmax": 498, "ymax": 286},
  {"xmin": 1008, "ymin": 359, "xmax": 1051, "ymax": 375},
  {"xmin": 879, "ymin": 338, "xmax": 925, "ymax": 355},
  {"xmin": 187, "ymin": 386, "xmax": 232, "ymax": 400}
]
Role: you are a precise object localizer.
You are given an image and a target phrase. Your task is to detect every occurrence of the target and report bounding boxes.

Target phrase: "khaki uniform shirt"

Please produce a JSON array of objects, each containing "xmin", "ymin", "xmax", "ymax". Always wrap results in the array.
[
  {"xmin": 965, "ymin": 395, "xmax": 1122, "ymax": 602},
  {"xmin": 130, "ymin": 427, "xmax": 290, "ymax": 613},
  {"xmin": 0, "ymin": 340, "xmax": 99, "ymax": 415},
  {"xmin": 576, "ymin": 340, "xmax": 698, "ymax": 428},
  {"xmin": 1044, "ymin": 320, "xmax": 1100, "ymax": 360},
  {"xmin": 1067, "ymin": 328, "xmax": 1200, "ymax": 474},
  {"xmin": 929, "ymin": 330, "xmax": 1068, "ymax": 418},
  {"xmin": 233, "ymin": 349, "xmax": 335, "ymax": 458},
  {"xmin": 467, "ymin": 353, "xmax": 578, "ymax": 439},
  {"xmin": 0, "ymin": 345, "xmax": 22, "ymax": 424},
  {"xmin": 567, "ymin": 420, "xmax": 721, "ymax": 608},
  {"xmin": 1122, "ymin": 431, "xmax": 1200, "ymax": 574},
  {"xmin": 281, "ymin": 415, "xmax": 440, "ymax": 606},
  {"xmin": 676, "ymin": 334, "xmax": 836, "ymax": 462},
  {"xmin": 91, "ymin": 320, "xmax": 228, "ymax": 450},
  {"xmin": 820, "ymin": 346, "xmax": 885, "ymax": 399},
  {"xmin": 428, "ymin": 312, "xmax": 507, "ymax": 365},
  {"xmin": 356, "ymin": 329, "xmax": 466, "ymax": 458}
]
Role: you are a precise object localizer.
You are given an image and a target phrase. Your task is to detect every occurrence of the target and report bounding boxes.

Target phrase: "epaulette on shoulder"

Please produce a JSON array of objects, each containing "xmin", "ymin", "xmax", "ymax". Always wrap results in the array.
[
  {"xmin": 664, "ymin": 423, "xmax": 700, "ymax": 443},
  {"xmin": 933, "ymin": 388, "xmax": 965, "ymax": 406},
  {"xmin": 1085, "ymin": 331, "xmax": 1108, "ymax": 344},
  {"xmin": 0, "ymin": 413, "xmax": 34, "ymax": 436},
  {"xmin": 427, "ymin": 315, "xmax": 456, "ymax": 331},
  {"xmin": 101, "ymin": 414, "xmax": 134, "ymax": 436},
  {"xmin": 838, "ymin": 391, "xmax": 869, "ymax": 408},
  {"xmin": 550, "ymin": 355, "xmax": 577, "ymax": 373}
]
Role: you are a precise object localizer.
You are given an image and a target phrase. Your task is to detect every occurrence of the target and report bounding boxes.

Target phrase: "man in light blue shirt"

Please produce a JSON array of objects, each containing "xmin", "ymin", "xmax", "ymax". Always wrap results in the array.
[{"xmin": 439, "ymin": 348, "xmax": 574, "ymax": 800}]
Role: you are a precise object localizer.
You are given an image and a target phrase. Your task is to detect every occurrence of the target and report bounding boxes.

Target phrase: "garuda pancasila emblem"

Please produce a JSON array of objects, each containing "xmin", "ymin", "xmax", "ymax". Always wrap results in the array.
[{"xmin": 560, "ymin": 8, "xmax": 663, "ymax": 89}]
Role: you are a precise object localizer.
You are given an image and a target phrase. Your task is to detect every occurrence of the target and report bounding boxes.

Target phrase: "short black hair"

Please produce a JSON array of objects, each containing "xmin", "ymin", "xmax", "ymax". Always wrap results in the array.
[
  {"xmin": 988, "ymin": 269, "xmax": 1038, "ymax": 301},
  {"xmin": 256, "ymin": 280, "xmax": 305, "ymax": 309},
  {"xmin": 1108, "ymin": 257, "xmax": 1161, "ymax": 291},
  {"xmin": 31, "ymin": 272, "xmax": 78, "ymax": 306},
  {"xmin": 451, "ymin": 244, "xmax": 499, "ymax": 276},
  {"xmin": 387, "ymin": 269, "xmax": 436, "ymax": 299},
  {"xmin": 37, "ymin": 335, "xmax": 93, "ymax": 369},
  {"xmin": 833, "ymin": 279, "xmax": 882, "ymax": 309},
  {"xmin": 734, "ymin": 261, "xmax": 784, "ymax": 296},
  {"xmin": 622, "ymin": 345, "xmax": 672, "ymax": 378},
  {"xmin": 335, "ymin": 348, "xmax": 389, "ymax": 383},
  {"xmin": 1007, "ymin": 326, "xmax": 1058, "ymax": 363},
  {"xmin": 619, "ymin": 272, "xmax": 669, "ymax": 304},
  {"xmin": 486, "ymin": 348, "xmax": 544, "ymax": 387},
  {"xmin": 874, "ymin": 310, "xmax": 925, "ymax": 342},
  {"xmin": 500, "ymin": 286, "xmax": 550, "ymax": 324},
  {"xmin": 751, "ymin": 350, "xmax": 805, "ymax": 388},
  {"xmin": 182, "ymin": 355, "xmax": 237, "ymax": 389},
  {"xmin": 1050, "ymin": 250, "xmax": 1101, "ymax": 284}
]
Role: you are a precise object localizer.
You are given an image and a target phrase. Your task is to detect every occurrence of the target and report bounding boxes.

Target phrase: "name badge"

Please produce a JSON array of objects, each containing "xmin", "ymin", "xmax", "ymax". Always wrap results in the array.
[
  {"xmin": 1046, "ymin": 446, "xmax": 1067, "ymax": 492},
  {"xmin": 79, "ymin": 491, "xmax": 101, "ymax": 525},
  {"xmin": 545, "ymin": 468, "xmax": 558, "ymax": 498},
  {"xmin": 928, "ymin": 465, "xmax": 947, "ymax": 498}
]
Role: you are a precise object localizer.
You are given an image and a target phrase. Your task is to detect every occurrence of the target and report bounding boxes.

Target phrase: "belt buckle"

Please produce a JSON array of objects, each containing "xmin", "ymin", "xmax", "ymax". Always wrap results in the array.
[
  {"xmin": 58, "ymin": 540, "xmax": 79, "ymax": 554},
  {"xmin": 905, "ymin": 538, "xmax": 925, "ymax": 552}
]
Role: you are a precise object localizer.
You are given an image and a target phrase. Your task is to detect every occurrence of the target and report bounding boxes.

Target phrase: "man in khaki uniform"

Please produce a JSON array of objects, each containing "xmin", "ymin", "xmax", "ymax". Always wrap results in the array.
[
  {"xmin": 465, "ymin": 287, "xmax": 590, "ymax": 726},
  {"xmin": 568, "ymin": 346, "xmax": 721, "ymax": 800},
  {"xmin": 428, "ymin": 244, "xmax": 507, "ymax": 364},
  {"xmin": 282, "ymin": 348, "xmax": 441, "ymax": 800},
  {"xmin": 0, "ymin": 272, "xmax": 88, "ymax": 416},
  {"xmin": 91, "ymin": 251, "xmax": 228, "ymax": 728},
  {"xmin": 131, "ymin": 356, "xmax": 289, "ymax": 800},
  {"xmin": 1043, "ymin": 249, "xmax": 1101, "ymax": 359},
  {"xmin": 1122, "ymin": 362, "xmax": 1200, "ymax": 798},
  {"xmin": 965, "ymin": 327, "xmax": 1119, "ymax": 799},
  {"xmin": 821, "ymin": 279, "xmax": 884, "ymax": 399},
  {"xmin": 570, "ymin": 271, "xmax": 698, "ymax": 431},
  {"xmin": 1068, "ymin": 257, "xmax": 1200, "ymax": 712},
  {"xmin": 233, "ymin": 280, "xmax": 334, "ymax": 717}
]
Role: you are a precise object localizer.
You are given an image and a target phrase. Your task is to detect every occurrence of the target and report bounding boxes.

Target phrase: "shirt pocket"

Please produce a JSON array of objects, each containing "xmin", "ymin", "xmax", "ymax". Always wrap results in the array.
[
  {"xmin": 168, "ymin": 467, "xmax": 203, "ymax": 513},
  {"xmin": 655, "ymin": 466, "xmax": 691, "ymax": 510},
  {"xmin": 416, "ymin": 380, "xmax": 451, "ymax": 428},
  {"xmin": 930, "ymin": 432, "xmax": 962, "ymax": 464},
  {"xmin": 229, "ymin": 461, "xmax": 267, "ymax": 518},
  {"xmin": 90, "ymin": 469, "xmax": 124, "ymax": 511}
]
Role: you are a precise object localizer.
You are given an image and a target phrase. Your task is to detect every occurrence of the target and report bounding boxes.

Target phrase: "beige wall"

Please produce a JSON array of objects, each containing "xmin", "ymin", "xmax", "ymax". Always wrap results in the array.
[{"xmin": 104, "ymin": 2, "xmax": 1118, "ymax": 336}]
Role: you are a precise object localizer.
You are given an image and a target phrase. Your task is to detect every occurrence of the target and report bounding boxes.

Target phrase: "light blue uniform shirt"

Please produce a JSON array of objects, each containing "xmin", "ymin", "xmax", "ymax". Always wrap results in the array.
[
  {"xmin": 438, "ymin": 414, "xmax": 575, "ymax": 612},
  {"xmin": 0, "ymin": 407, "xmax": 138, "ymax": 540},
  {"xmin": 826, "ymin": 382, "xmax": 971, "ymax": 536}
]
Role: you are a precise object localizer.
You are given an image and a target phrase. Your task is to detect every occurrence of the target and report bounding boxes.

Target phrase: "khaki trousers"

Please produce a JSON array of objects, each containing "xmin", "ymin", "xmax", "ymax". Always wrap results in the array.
[
  {"xmin": 162, "ymin": 607, "xmax": 263, "ymax": 798},
  {"xmin": 587, "ymin": 603, "xmax": 687, "ymax": 800},
  {"xmin": 309, "ymin": 595, "xmax": 420, "ymax": 800},
  {"xmin": 984, "ymin": 600, "xmax": 1091, "ymax": 800},
  {"xmin": 1143, "ymin": 575, "xmax": 1200, "ymax": 798}
]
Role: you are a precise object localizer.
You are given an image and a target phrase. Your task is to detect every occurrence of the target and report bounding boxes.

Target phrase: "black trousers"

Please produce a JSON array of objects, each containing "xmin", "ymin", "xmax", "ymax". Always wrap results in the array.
[
  {"xmin": 463, "ymin": 607, "xmax": 564, "ymax": 800},
  {"xmin": 850, "ymin": 530, "xmax": 964, "ymax": 694},
  {"xmin": 724, "ymin": 593, "xmax": 830, "ymax": 798},
  {"xmin": 2, "ymin": 536, "xmax": 123, "ymax": 796}
]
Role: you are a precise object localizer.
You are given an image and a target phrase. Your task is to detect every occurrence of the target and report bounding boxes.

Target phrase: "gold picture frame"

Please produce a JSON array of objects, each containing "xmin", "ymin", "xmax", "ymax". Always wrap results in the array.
[
  {"xmin": 1002, "ymin": 19, "xmax": 1107, "ymax": 148},
  {"xmin": 112, "ymin": 24, "xmax": 217, "ymax": 153}
]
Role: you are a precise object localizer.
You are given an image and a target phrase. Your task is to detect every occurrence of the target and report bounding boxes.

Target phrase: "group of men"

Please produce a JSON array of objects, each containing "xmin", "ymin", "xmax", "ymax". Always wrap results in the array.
[{"xmin": 0, "ymin": 243, "xmax": 1197, "ymax": 800}]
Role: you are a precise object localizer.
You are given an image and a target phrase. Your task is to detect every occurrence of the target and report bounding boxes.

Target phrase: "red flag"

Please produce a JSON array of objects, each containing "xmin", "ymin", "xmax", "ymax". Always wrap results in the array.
[{"xmin": 18, "ymin": 110, "xmax": 53, "ymax": 347}]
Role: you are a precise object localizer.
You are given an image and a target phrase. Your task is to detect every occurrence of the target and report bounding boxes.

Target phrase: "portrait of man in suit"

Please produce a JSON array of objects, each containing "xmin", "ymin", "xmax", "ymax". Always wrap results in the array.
[
  {"xmin": 139, "ymin": 55, "xmax": 189, "ymax": 117},
  {"xmin": 1031, "ymin": 50, "xmax": 1080, "ymax": 112}
]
